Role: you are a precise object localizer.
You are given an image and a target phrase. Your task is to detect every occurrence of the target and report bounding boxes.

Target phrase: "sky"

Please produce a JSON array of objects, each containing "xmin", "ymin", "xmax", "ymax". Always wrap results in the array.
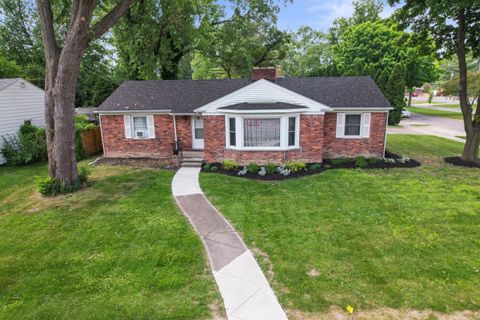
[{"xmin": 274, "ymin": 0, "xmax": 401, "ymax": 32}]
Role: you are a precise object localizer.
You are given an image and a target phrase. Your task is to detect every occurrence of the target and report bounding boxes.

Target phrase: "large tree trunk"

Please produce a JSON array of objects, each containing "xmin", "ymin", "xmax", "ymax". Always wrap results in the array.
[
  {"xmin": 36, "ymin": 0, "xmax": 133, "ymax": 187},
  {"xmin": 457, "ymin": 9, "xmax": 480, "ymax": 163}
]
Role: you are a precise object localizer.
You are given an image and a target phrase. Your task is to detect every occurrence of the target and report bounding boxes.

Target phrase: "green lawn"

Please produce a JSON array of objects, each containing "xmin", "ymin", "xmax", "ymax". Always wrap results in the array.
[
  {"xmin": 0, "ymin": 164, "xmax": 221, "ymax": 319},
  {"xmin": 407, "ymin": 106, "xmax": 464, "ymax": 120},
  {"xmin": 200, "ymin": 135, "xmax": 480, "ymax": 317}
]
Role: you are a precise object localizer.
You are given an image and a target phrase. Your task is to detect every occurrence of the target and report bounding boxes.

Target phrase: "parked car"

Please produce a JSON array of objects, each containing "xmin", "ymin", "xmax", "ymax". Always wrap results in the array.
[{"xmin": 402, "ymin": 109, "xmax": 412, "ymax": 118}]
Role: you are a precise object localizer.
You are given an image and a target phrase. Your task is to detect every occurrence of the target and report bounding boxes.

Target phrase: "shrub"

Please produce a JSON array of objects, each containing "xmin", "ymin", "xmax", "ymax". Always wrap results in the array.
[
  {"xmin": 309, "ymin": 163, "xmax": 322, "ymax": 171},
  {"xmin": 265, "ymin": 162, "xmax": 277, "ymax": 174},
  {"xmin": 78, "ymin": 165, "xmax": 91, "ymax": 184},
  {"xmin": 74, "ymin": 114, "xmax": 96, "ymax": 131},
  {"xmin": 36, "ymin": 176, "xmax": 61, "ymax": 196},
  {"xmin": 276, "ymin": 166, "xmax": 291, "ymax": 176},
  {"xmin": 397, "ymin": 155, "xmax": 411, "ymax": 163},
  {"xmin": 210, "ymin": 165, "xmax": 218, "ymax": 171},
  {"xmin": 384, "ymin": 158, "xmax": 396, "ymax": 164},
  {"xmin": 286, "ymin": 160, "xmax": 306, "ymax": 173},
  {"xmin": 331, "ymin": 157, "xmax": 350, "ymax": 165},
  {"xmin": 237, "ymin": 167, "xmax": 248, "ymax": 176},
  {"xmin": 203, "ymin": 162, "xmax": 212, "ymax": 170},
  {"xmin": 258, "ymin": 167, "xmax": 266, "ymax": 176},
  {"xmin": 368, "ymin": 157, "xmax": 380, "ymax": 164},
  {"xmin": 1, "ymin": 124, "xmax": 47, "ymax": 165},
  {"xmin": 355, "ymin": 156, "xmax": 368, "ymax": 168},
  {"xmin": 36, "ymin": 166, "xmax": 91, "ymax": 196},
  {"xmin": 247, "ymin": 162, "xmax": 259, "ymax": 173},
  {"xmin": 222, "ymin": 159, "xmax": 239, "ymax": 171},
  {"xmin": 324, "ymin": 164, "xmax": 331, "ymax": 169}
]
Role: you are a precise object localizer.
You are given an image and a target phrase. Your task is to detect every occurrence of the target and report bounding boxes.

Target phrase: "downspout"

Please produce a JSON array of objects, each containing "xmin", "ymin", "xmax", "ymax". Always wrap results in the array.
[{"xmin": 172, "ymin": 114, "xmax": 180, "ymax": 167}]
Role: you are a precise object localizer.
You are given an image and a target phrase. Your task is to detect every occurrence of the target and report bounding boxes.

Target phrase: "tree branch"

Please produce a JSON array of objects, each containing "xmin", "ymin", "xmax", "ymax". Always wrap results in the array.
[
  {"xmin": 35, "ymin": 0, "xmax": 59, "ymax": 58},
  {"xmin": 92, "ymin": 0, "xmax": 134, "ymax": 39}
]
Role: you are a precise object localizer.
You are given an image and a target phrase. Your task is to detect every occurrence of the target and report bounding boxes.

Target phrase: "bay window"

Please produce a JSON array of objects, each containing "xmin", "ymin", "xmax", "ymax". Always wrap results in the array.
[
  {"xmin": 244, "ymin": 118, "xmax": 281, "ymax": 147},
  {"xmin": 226, "ymin": 115, "xmax": 299, "ymax": 150}
]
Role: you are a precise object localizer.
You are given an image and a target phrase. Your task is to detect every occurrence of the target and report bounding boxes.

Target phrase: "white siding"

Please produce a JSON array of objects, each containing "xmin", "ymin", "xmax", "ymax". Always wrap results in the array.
[{"xmin": 0, "ymin": 79, "xmax": 45, "ymax": 164}]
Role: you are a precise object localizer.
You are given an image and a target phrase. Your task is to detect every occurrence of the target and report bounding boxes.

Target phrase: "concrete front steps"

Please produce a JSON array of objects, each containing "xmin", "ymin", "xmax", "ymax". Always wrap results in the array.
[{"xmin": 181, "ymin": 150, "xmax": 204, "ymax": 168}]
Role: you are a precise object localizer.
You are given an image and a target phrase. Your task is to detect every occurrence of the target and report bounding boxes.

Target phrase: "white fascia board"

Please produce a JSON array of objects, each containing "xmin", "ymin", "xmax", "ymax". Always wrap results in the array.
[
  {"xmin": 95, "ymin": 109, "xmax": 171, "ymax": 114},
  {"xmin": 216, "ymin": 108, "xmax": 309, "ymax": 114},
  {"xmin": 194, "ymin": 79, "xmax": 333, "ymax": 113}
]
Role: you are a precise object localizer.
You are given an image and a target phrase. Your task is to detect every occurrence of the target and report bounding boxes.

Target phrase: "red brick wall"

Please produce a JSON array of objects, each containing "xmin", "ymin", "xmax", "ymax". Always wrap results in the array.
[
  {"xmin": 251, "ymin": 66, "xmax": 282, "ymax": 81},
  {"xmin": 203, "ymin": 114, "xmax": 325, "ymax": 164},
  {"xmin": 300, "ymin": 114, "xmax": 324, "ymax": 163},
  {"xmin": 175, "ymin": 116, "xmax": 192, "ymax": 150},
  {"xmin": 100, "ymin": 114, "xmax": 175, "ymax": 159},
  {"xmin": 203, "ymin": 115, "xmax": 225, "ymax": 162},
  {"xmin": 323, "ymin": 112, "xmax": 387, "ymax": 158}
]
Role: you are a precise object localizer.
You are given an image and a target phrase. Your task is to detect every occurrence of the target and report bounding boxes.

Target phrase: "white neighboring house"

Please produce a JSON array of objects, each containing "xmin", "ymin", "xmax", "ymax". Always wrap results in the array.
[{"xmin": 0, "ymin": 78, "xmax": 45, "ymax": 164}]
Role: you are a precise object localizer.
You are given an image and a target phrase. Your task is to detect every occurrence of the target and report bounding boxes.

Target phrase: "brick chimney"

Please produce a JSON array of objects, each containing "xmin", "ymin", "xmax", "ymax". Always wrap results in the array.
[{"xmin": 251, "ymin": 66, "xmax": 282, "ymax": 81}]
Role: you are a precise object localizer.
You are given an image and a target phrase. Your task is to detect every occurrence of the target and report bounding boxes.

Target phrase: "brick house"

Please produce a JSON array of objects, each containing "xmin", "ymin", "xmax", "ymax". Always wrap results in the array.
[{"xmin": 97, "ymin": 67, "xmax": 391, "ymax": 165}]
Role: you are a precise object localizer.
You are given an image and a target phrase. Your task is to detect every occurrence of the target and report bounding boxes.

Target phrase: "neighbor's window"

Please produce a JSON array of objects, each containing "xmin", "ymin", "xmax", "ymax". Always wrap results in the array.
[
  {"xmin": 344, "ymin": 114, "xmax": 361, "ymax": 136},
  {"xmin": 244, "ymin": 118, "xmax": 281, "ymax": 147},
  {"xmin": 133, "ymin": 116, "xmax": 148, "ymax": 138},
  {"xmin": 228, "ymin": 117, "xmax": 236, "ymax": 146},
  {"xmin": 288, "ymin": 117, "xmax": 296, "ymax": 146}
]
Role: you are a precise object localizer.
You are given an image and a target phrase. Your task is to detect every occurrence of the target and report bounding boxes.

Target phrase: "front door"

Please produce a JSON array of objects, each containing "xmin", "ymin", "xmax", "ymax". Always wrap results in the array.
[{"xmin": 192, "ymin": 116, "xmax": 204, "ymax": 149}]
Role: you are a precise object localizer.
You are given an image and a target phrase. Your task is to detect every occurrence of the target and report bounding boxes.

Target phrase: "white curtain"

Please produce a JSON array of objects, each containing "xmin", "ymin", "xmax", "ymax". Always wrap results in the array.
[{"xmin": 244, "ymin": 118, "xmax": 281, "ymax": 147}]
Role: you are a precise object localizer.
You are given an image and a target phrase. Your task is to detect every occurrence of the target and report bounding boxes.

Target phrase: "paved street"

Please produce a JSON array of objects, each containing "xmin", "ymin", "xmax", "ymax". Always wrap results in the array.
[{"xmin": 388, "ymin": 112, "xmax": 466, "ymax": 143}]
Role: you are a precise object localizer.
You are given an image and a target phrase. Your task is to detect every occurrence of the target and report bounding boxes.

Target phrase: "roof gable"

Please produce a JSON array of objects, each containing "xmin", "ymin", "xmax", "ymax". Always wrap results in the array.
[{"xmin": 195, "ymin": 79, "xmax": 332, "ymax": 114}]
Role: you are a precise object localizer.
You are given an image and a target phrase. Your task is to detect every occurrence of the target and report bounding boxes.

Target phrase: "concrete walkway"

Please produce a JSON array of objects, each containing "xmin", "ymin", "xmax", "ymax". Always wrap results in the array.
[{"xmin": 172, "ymin": 167, "xmax": 287, "ymax": 320}]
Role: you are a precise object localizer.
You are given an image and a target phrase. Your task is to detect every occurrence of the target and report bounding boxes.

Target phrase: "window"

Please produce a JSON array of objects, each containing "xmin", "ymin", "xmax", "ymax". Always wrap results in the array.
[
  {"xmin": 344, "ymin": 114, "xmax": 361, "ymax": 136},
  {"xmin": 24, "ymin": 120, "xmax": 32, "ymax": 126},
  {"xmin": 228, "ymin": 117, "xmax": 236, "ymax": 146},
  {"xmin": 193, "ymin": 117, "xmax": 204, "ymax": 139},
  {"xmin": 288, "ymin": 117, "xmax": 296, "ymax": 146},
  {"xmin": 244, "ymin": 118, "xmax": 281, "ymax": 147},
  {"xmin": 133, "ymin": 116, "xmax": 148, "ymax": 138}
]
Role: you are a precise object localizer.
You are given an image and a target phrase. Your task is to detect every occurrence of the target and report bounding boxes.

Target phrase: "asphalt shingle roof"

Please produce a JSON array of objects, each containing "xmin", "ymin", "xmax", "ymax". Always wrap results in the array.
[{"xmin": 97, "ymin": 76, "xmax": 391, "ymax": 112}]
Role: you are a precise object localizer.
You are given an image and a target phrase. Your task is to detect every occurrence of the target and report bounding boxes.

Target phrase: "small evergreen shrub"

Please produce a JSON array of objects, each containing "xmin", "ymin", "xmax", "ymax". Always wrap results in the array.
[
  {"xmin": 247, "ymin": 162, "xmax": 259, "ymax": 173},
  {"xmin": 78, "ymin": 165, "xmax": 91, "ymax": 184},
  {"xmin": 309, "ymin": 163, "xmax": 322, "ymax": 171},
  {"xmin": 222, "ymin": 159, "xmax": 239, "ymax": 171},
  {"xmin": 324, "ymin": 164, "xmax": 331, "ymax": 169},
  {"xmin": 36, "ymin": 176, "xmax": 61, "ymax": 196},
  {"xmin": 210, "ymin": 165, "xmax": 218, "ymax": 171},
  {"xmin": 265, "ymin": 162, "xmax": 277, "ymax": 174},
  {"xmin": 203, "ymin": 162, "xmax": 212, "ymax": 170},
  {"xmin": 355, "ymin": 156, "xmax": 368, "ymax": 168},
  {"xmin": 286, "ymin": 160, "xmax": 306, "ymax": 173},
  {"xmin": 368, "ymin": 157, "xmax": 380, "ymax": 164},
  {"xmin": 36, "ymin": 166, "xmax": 91, "ymax": 196},
  {"xmin": 331, "ymin": 157, "xmax": 350, "ymax": 165}
]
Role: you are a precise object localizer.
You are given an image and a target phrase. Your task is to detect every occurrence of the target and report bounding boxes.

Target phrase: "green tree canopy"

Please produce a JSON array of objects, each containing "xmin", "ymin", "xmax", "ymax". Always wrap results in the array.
[{"xmin": 281, "ymin": 26, "xmax": 334, "ymax": 77}]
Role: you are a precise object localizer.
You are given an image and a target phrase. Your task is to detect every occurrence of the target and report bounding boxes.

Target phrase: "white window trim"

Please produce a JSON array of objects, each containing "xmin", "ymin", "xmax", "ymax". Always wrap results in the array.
[
  {"xmin": 124, "ymin": 114, "xmax": 156, "ymax": 140},
  {"xmin": 336, "ymin": 112, "xmax": 371, "ymax": 139},
  {"xmin": 225, "ymin": 114, "xmax": 300, "ymax": 151}
]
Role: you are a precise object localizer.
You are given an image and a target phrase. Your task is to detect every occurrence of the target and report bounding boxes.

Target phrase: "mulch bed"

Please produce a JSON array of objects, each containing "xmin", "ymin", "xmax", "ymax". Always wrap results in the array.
[
  {"xmin": 201, "ymin": 151, "xmax": 421, "ymax": 181},
  {"xmin": 445, "ymin": 157, "xmax": 480, "ymax": 168},
  {"xmin": 94, "ymin": 157, "xmax": 176, "ymax": 169}
]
